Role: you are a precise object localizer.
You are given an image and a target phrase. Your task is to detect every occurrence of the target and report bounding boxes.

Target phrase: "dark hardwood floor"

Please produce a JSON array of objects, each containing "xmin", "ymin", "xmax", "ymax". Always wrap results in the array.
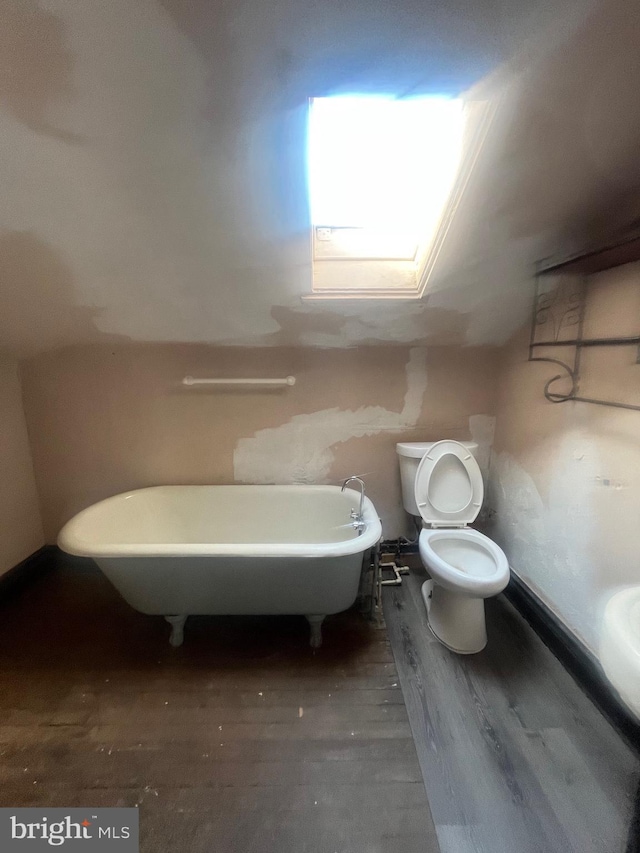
[
  {"xmin": 383, "ymin": 564, "xmax": 640, "ymax": 853},
  {"xmin": 0, "ymin": 559, "xmax": 439, "ymax": 853},
  {"xmin": 5, "ymin": 556, "xmax": 637, "ymax": 853}
]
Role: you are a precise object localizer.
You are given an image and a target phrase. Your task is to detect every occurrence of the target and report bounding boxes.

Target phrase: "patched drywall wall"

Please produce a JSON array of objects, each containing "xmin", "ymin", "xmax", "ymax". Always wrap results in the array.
[
  {"xmin": 487, "ymin": 261, "xmax": 640, "ymax": 655},
  {"xmin": 4, "ymin": 0, "xmax": 637, "ymax": 358},
  {"xmin": 0, "ymin": 356, "xmax": 44, "ymax": 574},
  {"xmin": 233, "ymin": 349, "xmax": 428, "ymax": 535},
  {"xmin": 20, "ymin": 344, "xmax": 499, "ymax": 541}
]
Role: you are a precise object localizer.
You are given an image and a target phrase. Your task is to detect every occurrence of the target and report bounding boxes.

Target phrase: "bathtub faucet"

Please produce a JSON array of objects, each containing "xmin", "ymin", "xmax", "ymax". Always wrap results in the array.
[{"xmin": 342, "ymin": 476, "xmax": 366, "ymax": 533}]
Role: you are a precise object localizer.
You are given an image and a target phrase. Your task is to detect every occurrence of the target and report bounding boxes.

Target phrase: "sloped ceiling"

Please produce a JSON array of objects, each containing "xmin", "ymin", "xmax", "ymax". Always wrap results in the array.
[{"xmin": 1, "ymin": 0, "xmax": 639, "ymax": 356}]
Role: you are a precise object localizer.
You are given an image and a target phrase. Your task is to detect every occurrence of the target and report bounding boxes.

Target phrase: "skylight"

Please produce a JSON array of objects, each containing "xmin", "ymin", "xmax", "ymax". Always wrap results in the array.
[
  {"xmin": 307, "ymin": 96, "xmax": 467, "ymax": 295},
  {"xmin": 309, "ymin": 96, "xmax": 464, "ymax": 235}
]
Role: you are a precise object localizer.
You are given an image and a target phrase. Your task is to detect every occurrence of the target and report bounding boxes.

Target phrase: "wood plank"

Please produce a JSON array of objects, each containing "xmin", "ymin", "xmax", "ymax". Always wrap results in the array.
[
  {"xmin": 0, "ymin": 783, "xmax": 435, "ymax": 853},
  {"xmin": 0, "ymin": 559, "xmax": 438, "ymax": 853},
  {"xmin": 0, "ymin": 757, "xmax": 424, "ymax": 788},
  {"xmin": 1, "ymin": 737, "xmax": 422, "ymax": 766},
  {"xmin": 383, "ymin": 566, "xmax": 639, "ymax": 853}
]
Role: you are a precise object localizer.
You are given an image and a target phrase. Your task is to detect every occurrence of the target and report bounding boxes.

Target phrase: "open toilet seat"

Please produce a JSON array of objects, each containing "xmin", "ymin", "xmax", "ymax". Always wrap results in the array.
[
  {"xmin": 406, "ymin": 439, "xmax": 510, "ymax": 654},
  {"xmin": 414, "ymin": 440, "xmax": 484, "ymax": 527},
  {"xmin": 413, "ymin": 439, "xmax": 509, "ymax": 598}
]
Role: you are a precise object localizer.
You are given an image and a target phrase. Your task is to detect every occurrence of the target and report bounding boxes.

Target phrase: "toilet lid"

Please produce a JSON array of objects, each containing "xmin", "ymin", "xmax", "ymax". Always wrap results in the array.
[{"xmin": 414, "ymin": 440, "xmax": 484, "ymax": 526}]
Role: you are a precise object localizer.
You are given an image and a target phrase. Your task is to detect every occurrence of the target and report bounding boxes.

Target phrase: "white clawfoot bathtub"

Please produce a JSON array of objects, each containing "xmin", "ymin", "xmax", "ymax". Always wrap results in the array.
[{"xmin": 58, "ymin": 485, "xmax": 382, "ymax": 648}]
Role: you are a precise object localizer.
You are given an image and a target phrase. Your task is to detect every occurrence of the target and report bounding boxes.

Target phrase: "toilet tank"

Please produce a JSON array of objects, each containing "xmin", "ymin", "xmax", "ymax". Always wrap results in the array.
[{"xmin": 396, "ymin": 441, "xmax": 479, "ymax": 516}]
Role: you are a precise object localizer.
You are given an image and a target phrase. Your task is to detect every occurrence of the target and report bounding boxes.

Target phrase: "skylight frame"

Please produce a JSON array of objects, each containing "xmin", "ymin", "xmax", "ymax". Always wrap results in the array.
[{"xmin": 305, "ymin": 95, "xmax": 495, "ymax": 301}]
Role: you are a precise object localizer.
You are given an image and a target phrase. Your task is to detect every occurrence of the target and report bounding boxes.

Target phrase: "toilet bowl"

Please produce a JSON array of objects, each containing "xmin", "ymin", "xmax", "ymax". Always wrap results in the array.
[
  {"xmin": 397, "ymin": 439, "xmax": 510, "ymax": 654},
  {"xmin": 419, "ymin": 527, "xmax": 509, "ymax": 653},
  {"xmin": 419, "ymin": 527, "xmax": 509, "ymax": 597}
]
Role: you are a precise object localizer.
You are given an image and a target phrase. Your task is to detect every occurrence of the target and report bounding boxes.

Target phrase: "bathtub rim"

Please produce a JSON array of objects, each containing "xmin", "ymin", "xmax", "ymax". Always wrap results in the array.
[{"xmin": 57, "ymin": 484, "xmax": 382, "ymax": 559}]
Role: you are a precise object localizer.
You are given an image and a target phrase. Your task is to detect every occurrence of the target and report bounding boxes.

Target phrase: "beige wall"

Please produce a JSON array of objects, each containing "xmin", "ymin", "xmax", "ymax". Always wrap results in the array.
[
  {"xmin": 0, "ymin": 355, "xmax": 44, "ymax": 575},
  {"xmin": 20, "ymin": 343, "xmax": 499, "ymax": 542},
  {"xmin": 488, "ymin": 261, "xmax": 640, "ymax": 656},
  {"xmin": 1, "ymin": 1, "xmax": 617, "ymax": 358}
]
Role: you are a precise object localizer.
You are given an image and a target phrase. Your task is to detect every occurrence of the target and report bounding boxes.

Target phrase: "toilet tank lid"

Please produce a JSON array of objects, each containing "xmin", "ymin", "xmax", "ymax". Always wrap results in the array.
[{"xmin": 396, "ymin": 441, "xmax": 478, "ymax": 459}]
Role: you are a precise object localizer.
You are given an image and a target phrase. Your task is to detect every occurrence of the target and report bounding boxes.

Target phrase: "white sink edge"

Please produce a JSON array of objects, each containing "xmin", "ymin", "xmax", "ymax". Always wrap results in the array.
[{"xmin": 600, "ymin": 587, "xmax": 640, "ymax": 719}]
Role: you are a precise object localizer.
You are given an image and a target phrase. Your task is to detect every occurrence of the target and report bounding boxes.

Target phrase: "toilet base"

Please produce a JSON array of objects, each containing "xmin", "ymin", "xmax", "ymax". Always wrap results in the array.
[{"xmin": 421, "ymin": 580, "xmax": 487, "ymax": 654}]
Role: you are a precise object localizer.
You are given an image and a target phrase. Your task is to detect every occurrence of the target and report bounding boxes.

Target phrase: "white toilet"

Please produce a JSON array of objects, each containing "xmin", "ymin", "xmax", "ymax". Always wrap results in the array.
[{"xmin": 397, "ymin": 440, "xmax": 509, "ymax": 654}]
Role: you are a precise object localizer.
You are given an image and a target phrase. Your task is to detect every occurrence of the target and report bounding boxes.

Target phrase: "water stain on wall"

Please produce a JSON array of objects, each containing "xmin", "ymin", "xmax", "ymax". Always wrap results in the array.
[
  {"xmin": 496, "ymin": 0, "xmax": 640, "ymax": 240},
  {"xmin": 261, "ymin": 303, "xmax": 471, "ymax": 349},
  {"xmin": 0, "ymin": 0, "xmax": 82, "ymax": 143},
  {"xmin": 270, "ymin": 306, "xmax": 348, "ymax": 341},
  {"xmin": 0, "ymin": 231, "xmax": 129, "ymax": 355}
]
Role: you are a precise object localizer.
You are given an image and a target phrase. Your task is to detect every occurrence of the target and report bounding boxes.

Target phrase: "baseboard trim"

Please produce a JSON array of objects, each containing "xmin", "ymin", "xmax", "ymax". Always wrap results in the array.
[
  {"xmin": 505, "ymin": 571, "xmax": 640, "ymax": 754},
  {"xmin": 0, "ymin": 545, "xmax": 58, "ymax": 600}
]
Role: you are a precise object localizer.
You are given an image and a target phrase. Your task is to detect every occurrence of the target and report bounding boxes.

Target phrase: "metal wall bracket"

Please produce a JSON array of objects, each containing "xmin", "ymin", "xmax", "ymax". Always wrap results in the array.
[{"xmin": 529, "ymin": 246, "xmax": 640, "ymax": 411}]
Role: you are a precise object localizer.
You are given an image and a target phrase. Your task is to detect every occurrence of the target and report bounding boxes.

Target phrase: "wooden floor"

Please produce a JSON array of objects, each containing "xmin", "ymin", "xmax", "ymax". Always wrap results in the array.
[
  {"xmin": 383, "ymin": 564, "xmax": 640, "ymax": 853},
  {"xmin": 0, "ymin": 560, "xmax": 439, "ymax": 853}
]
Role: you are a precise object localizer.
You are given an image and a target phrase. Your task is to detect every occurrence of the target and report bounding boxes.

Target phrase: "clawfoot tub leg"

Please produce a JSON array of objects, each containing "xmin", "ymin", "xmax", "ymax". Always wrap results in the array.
[
  {"xmin": 165, "ymin": 615, "xmax": 188, "ymax": 647},
  {"xmin": 306, "ymin": 615, "xmax": 326, "ymax": 649}
]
